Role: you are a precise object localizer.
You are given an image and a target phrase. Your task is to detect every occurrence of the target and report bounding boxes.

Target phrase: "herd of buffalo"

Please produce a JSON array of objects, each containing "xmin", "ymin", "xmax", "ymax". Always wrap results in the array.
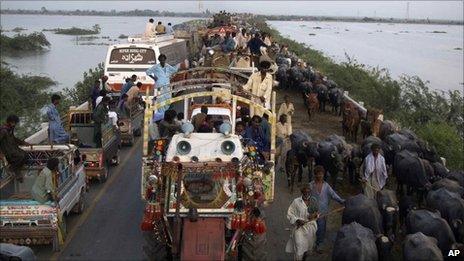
[{"xmin": 274, "ymin": 50, "xmax": 464, "ymax": 260}]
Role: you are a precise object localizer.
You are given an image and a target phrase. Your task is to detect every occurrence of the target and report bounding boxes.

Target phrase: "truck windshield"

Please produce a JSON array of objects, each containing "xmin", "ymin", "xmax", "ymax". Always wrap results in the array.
[{"xmin": 109, "ymin": 48, "xmax": 156, "ymax": 65}]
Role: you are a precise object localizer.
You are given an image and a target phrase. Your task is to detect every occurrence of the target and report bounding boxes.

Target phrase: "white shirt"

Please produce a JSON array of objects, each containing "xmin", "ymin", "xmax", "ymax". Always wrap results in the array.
[
  {"xmin": 364, "ymin": 153, "xmax": 388, "ymax": 188},
  {"xmin": 144, "ymin": 22, "xmax": 156, "ymax": 38},
  {"xmin": 95, "ymin": 96, "xmax": 103, "ymax": 107}
]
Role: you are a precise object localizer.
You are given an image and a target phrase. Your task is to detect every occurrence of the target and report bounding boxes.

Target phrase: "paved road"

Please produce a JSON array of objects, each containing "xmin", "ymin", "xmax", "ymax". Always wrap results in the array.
[{"xmin": 34, "ymin": 139, "xmax": 146, "ymax": 261}]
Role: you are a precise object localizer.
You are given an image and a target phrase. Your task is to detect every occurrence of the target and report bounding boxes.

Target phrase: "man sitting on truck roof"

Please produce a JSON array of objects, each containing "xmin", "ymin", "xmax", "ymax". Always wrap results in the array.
[
  {"xmin": 220, "ymin": 32, "xmax": 236, "ymax": 54},
  {"xmin": 93, "ymin": 96, "xmax": 111, "ymax": 147},
  {"xmin": 191, "ymin": 106, "xmax": 208, "ymax": 131},
  {"xmin": 31, "ymin": 157, "xmax": 59, "ymax": 204},
  {"xmin": 241, "ymin": 60, "xmax": 273, "ymax": 116},
  {"xmin": 47, "ymin": 94, "xmax": 70, "ymax": 144},
  {"xmin": 144, "ymin": 18, "xmax": 156, "ymax": 38},
  {"xmin": 158, "ymin": 110, "xmax": 181, "ymax": 139},
  {"xmin": 0, "ymin": 115, "xmax": 29, "ymax": 182}
]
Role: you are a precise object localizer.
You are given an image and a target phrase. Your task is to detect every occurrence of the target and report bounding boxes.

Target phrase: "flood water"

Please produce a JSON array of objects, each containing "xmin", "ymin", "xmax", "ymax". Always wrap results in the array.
[
  {"xmin": 269, "ymin": 20, "xmax": 464, "ymax": 93},
  {"xmin": 0, "ymin": 14, "xmax": 197, "ymax": 91},
  {"xmin": 1, "ymin": 15, "xmax": 463, "ymax": 93}
]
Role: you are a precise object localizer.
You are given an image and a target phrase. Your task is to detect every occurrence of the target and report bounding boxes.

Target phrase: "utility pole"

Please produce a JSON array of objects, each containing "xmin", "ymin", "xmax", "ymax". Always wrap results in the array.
[{"xmin": 406, "ymin": 2, "xmax": 410, "ymax": 20}]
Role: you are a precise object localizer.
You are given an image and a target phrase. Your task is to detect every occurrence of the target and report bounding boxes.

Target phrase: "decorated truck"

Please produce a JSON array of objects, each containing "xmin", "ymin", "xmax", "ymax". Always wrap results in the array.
[
  {"xmin": 0, "ymin": 145, "xmax": 86, "ymax": 251},
  {"xmin": 140, "ymin": 76, "xmax": 276, "ymax": 260}
]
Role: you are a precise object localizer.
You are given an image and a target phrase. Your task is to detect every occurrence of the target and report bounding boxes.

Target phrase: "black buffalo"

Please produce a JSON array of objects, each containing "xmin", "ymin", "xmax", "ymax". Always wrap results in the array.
[
  {"xmin": 427, "ymin": 188, "xmax": 464, "ymax": 242},
  {"xmin": 447, "ymin": 171, "xmax": 464, "ymax": 188},
  {"xmin": 403, "ymin": 232, "xmax": 443, "ymax": 261},
  {"xmin": 286, "ymin": 130, "xmax": 319, "ymax": 190},
  {"xmin": 332, "ymin": 222, "xmax": 378, "ymax": 261},
  {"xmin": 342, "ymin": 194, "xmax": 384, "ymax": 235},
  {"xmin": 316, "ymin": 141, "xmax": 343, "ymax": 189},
  {"xmin": 393, "ymin": 150, "xmax": 431, "ymax": 199},
  {"xmin": 430, "ymin": 178, "xmax": 464, "ymax": 197},
  {"xmin": 315, "ymin": 84, "xmax": 329, "ymax": 112},
  {"xmin": 329, "ymin": 87, "xmax": 344, "ymax": 116},
  {"xmin": 376, "ymin": 189, "xmax": 399, "ymax": 239},
  {"xmin": 406, "ymin": 209, "xmax": 456, "ymax": 255}
]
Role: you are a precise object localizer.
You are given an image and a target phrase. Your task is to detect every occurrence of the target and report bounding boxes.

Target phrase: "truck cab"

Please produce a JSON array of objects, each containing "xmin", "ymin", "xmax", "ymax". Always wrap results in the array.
[
  {"xmin": 68, "ymin": 108, "xmax": 120, "ymax": 182},
  {"xmin": 0, "ymin": 145, "xmax": 86, "ymax": 251},
  {"xmin": 104, "ymin": 35, "xmax": 188, "ymax": 93}
]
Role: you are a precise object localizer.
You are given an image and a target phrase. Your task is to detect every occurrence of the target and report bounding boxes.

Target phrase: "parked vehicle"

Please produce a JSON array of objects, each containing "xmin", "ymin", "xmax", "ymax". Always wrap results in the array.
[
  {"xmin": 68, "ymin": 108, "xmax": 120, "ymax": 182},
  {"xmin": 0, "ymin": 145, "xmax": 86, "ymax": 251},
  {"xmin": 0, "ymin": 243, "xmax": 36, "ymax": 261}
]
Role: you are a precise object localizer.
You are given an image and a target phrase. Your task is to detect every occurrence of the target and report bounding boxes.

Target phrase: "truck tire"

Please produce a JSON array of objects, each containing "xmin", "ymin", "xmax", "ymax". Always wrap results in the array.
[
  {"xmin": 99, "ymin": 165, "xmax": 109, "ymax": 183},
  {"xmin": 239, "ymin": 232, "xmax": 267, "ymax": 261},
  {"xmin": 72, "ymin": 189, "xmax": 86, "ymax": 214}
]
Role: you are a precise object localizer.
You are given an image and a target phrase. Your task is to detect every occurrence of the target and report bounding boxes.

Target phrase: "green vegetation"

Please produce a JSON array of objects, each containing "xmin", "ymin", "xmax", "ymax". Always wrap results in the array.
[
  {"xmin": 252, "ymin": 18, "xmax": 464, "ymax": 170},
  {"xmin": 44, "ymin": 24, "xmax": 101, "ymax": 35},
  {"xmin": 0, "ymin": 32, "xmax": 50, "ymax": 52},
  {"xmin": 64, "ymin": 63, "xmax": 104, "ymax": 105},
  {"xmin": 0, "ymin": 64, "xmax": 56, "ymax": 138}
]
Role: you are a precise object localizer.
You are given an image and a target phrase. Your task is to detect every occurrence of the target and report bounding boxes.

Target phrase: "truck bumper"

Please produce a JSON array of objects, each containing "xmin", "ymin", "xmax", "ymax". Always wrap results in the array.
[{"xmin": 0, "ymin": 226, "xmax": 57, "ymax": 245}]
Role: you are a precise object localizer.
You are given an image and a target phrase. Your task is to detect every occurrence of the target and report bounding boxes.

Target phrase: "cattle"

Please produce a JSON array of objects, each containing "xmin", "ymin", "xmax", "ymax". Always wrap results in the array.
[
  {"xmin": 276, "ymin": 65, "xmax": 289, "ymax": 89},
  {"xmin": 432, "ymin": 162, "xmax": 449, "ymax": 178},
  {"xmin": 402, "ymin": 232, "xmax": 443, "ymax": 261},
  {"xmin": 346, "ymin": 145, "xmax": 363, "ymax": 185},
  {"xmin": 285, "ymin": 130, "xmax": 319, "ymax": 192},
  {"xmin": 399, "ymin": 195, "xmax": 417, "ymax": 226},
  {"xmin": 315, "ymin": 84, "xmax": 329, "ymax": 112},
  {"xmin": 342, "ymin": 102, "xmax": 361, "ymax": 142},
  {"xmin": 288, "ymin": 66, "xmax": 305, "ymax": 89},
  {"xmin": 406, "ymin": 209, "xmax": 456, "ymax": 255},
  {"xmin": 393, "ymin": 150, "xmax": 431, "ymax": 200},
  {"xmin": 332, "ymin": 222, "xmax": 379, "ymax": 261},
  {"xmin": 382, "ymin": 133, "xmax": 419, "ymax": 165},
  {"xmin": 376, "ymin": 189, "xmax": 399, "ymax": 239},
  {"xmin": 427, "ymin": 188, "xmax": 464, "ymax": 242},
  {"xmin": 329, "ymin": 87, "xmax": 344, "ymax": 116},
  {"xmin": 316, "ymin": 141, "xmax": 343, "ymax": 189},
  {"xmin": 361, "ymin": 109, "xmax": 383, "ymax": 138},
  {"xmin": 342, "ymin": 194, "xmax": 384, "ymax": 235},
  {"xmin": 379, "ymin": 120, "xmax": 398, "ymax": 140},
  {"xmin": 430, "ymin": 178, "xmax": 464, "ymax": 197},
  {"xmin": 305, "ymin": 93, "xmax": 319, "ymax": 120},
  {"xmin": 447, "ymin": 171, "xmax": 464, "ymax": 187}
]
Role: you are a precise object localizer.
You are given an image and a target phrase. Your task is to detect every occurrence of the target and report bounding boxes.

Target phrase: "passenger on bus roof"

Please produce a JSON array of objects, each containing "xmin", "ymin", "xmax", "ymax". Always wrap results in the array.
[
  {"xmin": 155, "ymin": 21, "xmax": 166, "ymax": 34},
  {"xmin": 31, "ymin": 157, "xmax": 60, "ymax": 204},
  {"xmin": 166, "ymin": 22, "xmax": 174, "ymax": 35},
  {"xmin": 144, "ymin": 18, "xmax": 156, "ymax": 38},
  {"xmin": 47, "ymin": 94, "xmax": 70, "ymax": 144},
  {"xmin": 0, "ymin": 115, "xmax": 29, "ymax": 182}
]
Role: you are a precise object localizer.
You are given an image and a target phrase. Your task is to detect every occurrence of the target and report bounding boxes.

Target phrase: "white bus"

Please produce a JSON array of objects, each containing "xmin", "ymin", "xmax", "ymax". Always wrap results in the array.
[{"xmin": 104, "ymin": 34, "xmax": 188, "ymax": 93}]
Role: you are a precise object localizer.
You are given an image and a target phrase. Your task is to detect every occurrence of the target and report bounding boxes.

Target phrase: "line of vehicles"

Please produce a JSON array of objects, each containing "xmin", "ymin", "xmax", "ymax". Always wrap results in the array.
[{"xmin": 1, "ymin": 12, "xmax": 278, "ymax": 260}]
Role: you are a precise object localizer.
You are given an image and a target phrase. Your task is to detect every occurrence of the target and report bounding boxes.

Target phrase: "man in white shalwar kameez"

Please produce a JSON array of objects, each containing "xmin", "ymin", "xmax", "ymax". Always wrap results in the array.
[
  {"xmin": 241, "ymin": 60, "xmax": 273, "ymax": 117},
  {"xmin": 362, "ymin": 143, "xmax": 388, "ymax": 199},
  {"xmin": 286, "ymin": 184, "xmax": 319, "ymax": 260},
  {"xmin": 144, "ymin": 19, "xmax": 156, "ymax": 38},
  {"xmin": 277, "ymin": 95, "xmax": 295, "ymax": 131},
  {"xmin": 276, "ymin": 114, "xmax": 292, "ymax": 173}
]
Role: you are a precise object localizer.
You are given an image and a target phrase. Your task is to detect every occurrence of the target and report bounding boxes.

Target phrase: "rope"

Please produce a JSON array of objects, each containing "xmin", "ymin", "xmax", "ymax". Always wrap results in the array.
[
  {"xmin": 358, "ymin": 178, "xmax": 381, "ymax": 192},
  {"xmin": 285, "ymin": 206, "xmax": 346, "ymax": 231}
]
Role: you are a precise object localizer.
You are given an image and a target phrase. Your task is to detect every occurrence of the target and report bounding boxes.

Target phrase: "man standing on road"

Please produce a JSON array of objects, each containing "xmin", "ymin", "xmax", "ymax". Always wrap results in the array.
[
  {"xmin": 362, "ymin": 143, "xmax": 388, "ymax": 198},
  {"xmin": 278, "ymin": 95, "xmax": 295, "ymax": 131},
  {"xmin": 47, "ymin": 94, "xmax": 70, "ymax": 144},
  {"xmin": 309, "ymin": 165, "xmax": 345, "ymax": 254},
  {"xmin": 146, "ymin": 54, "xmax": 188, "ymax": 113},
  {"xmin": 286, "ymin": 184, "xmax": 319, "ymax": 260},
  {"xmin": 276, "ymin": 114, "xmax": 292, "ymax": 173},
  {"xmin": 0, "ymin": 115, "xmax": 29, "ymax": 182},
  {"xmin": 31, "ymin": 157, "xmax": 60, "ymax": 203}
]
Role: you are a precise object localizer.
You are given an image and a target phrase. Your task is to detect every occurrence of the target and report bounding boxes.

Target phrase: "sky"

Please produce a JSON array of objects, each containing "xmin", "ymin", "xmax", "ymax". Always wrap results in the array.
[{"xmin": 1, "ymin": 1, "xmax": 463, "ymax": 20}]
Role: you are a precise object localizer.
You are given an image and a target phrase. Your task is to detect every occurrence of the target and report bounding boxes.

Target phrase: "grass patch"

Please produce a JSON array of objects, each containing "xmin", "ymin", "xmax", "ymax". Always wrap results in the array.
[
  {"xmin": 44, "ymin": 24, "xmax": 101, "ymax": 35},
  {"xmin": 0, "ymin": 32, "xmax": 50, "ymax": 52}
]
